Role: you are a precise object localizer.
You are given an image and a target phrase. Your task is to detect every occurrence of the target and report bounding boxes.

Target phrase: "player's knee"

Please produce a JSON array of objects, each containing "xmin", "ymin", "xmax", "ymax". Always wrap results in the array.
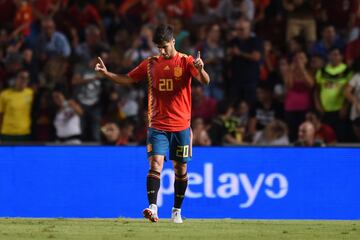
[
  {"xmin": 150, "ymin": 159, "xmax": 164, "ymax": 172},
  {"xmin": 173, "ymin": 162, "xmax": 187, "ymax": 176}
]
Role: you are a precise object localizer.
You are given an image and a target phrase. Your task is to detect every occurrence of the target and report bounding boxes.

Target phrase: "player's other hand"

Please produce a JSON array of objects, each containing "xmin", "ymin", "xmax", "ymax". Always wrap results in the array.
[
  {"xmin": 193, "ymin": 51, "xmax": 204, "ymax": 71},
  {"xmin": 95, "ymin": 57, "xmax": 108, "ymax": 75}
]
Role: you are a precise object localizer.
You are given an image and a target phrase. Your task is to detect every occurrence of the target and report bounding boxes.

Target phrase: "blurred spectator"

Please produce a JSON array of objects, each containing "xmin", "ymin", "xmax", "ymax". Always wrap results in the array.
[
  {"xmin": 0, "ymin": 69, "xmax": 33, "ymax": 142},
  {"xmin": 13, "ymin": 0, "xmax": 33, "ymax": 37},
  {"xmin": 41, "ymin": 56, "xmax": 68, "ymax": 89},
  {"xmin": 217, "ymin": 0, "xmax": 255, "ymax": 26},
  {"xmin": 255, "ymin": 0, "xmax": 285, "ymax": 44},
  {"xmin": 248, "ymin": 81, "xmax": 284, "ymax": 140},
  {"xmin": 68, "ymin": 0, "xmax": 105, "ymax": 40},
  {"xmin": 53, "ymin": 90, "xmax": 83, "ymax": 144},
  {"xmin": 157, "ymin": 0, "xmax": 194, "ymax": 19},
  {"xmin": 318, "ymin": 0, "xmax": 358, "ymax": 36},
  {"xmin": 233, "ymin": 100, "xmax": 251, "ymax": 141},
  {"xmin": 305, "ymin": 110, "xmax": 337, "ymax": 144},
  {"xmin": 283, "ymin": 0, "xmax": 316, "ymax": 47},
  {"xmin": 309, "ymin": 53, "xmax": 325, "ymax": 76},
  {"xmin": 315, "ymin": 47, "xmax": 352, "ymax": 141},
  {"xmin": 311, "ymin": 25, "xmax": 345, "ymax": 60},
  {"xmin": 101, "ymin": 120, "xmax": 136, "ymax": 145},
  {"xmin": 192, "ymin": 84, "xmax": 217, "ymax": 124},
  {"xmin": 192, "ymin": 0, "xmax": 217, "ymax": 26},
  {"xmin": 192, "ymin": 117, "xmax": 212, "ymax": 146},
  {"xmin": 118, "ymin": 90, "xmax": 140, "ymax": 122},
  {"xmin": 22, "ymin": 48, "xmax": 39, "ymax": 85},
  {"xmin": 2, "ymin": 53, "xmax": 23, "ymax": 88},
  {"xmin": 294, "ymin": 121, "xmax": 324, "ymax": 146},
  {"xmin": 286, "ymin": 36, "xmax": 306, "ymax": 59},
  {"xmin": 74, "ymin": 25, "xmax": 110, "ymax": 64},
  {"xmin": 226, "ymin": 17, "xmax": 263, "ymax": 104},
  {"xmin": 282, "ymin": 51, "xmax": 314, "ymax": 141},
  {"xmin": 344, "ymin": 58, "xmax": 360, "ymax": 141},
  {"xmin": 170, "ymin": 18, "xmax": 191, "ymax": 54},
  {"xmin": 345, "ymin": 35, "xmax": 360, "ymax": 66},
  {"xmin": 208, "ymin": 100, "xmax": 243, "ymax": 145},
  {"xmin": 101, "ymin": 122, "xmax": 120, "ymax": 145},
  {"xmin": 123, "ymin": 25, "xmax": 158, "ymax": 69},
  {"xmin": 267, "ymin": 57, "xmax": 287, "ymax": 101},
  {"xmin": 196, "ymin": 23, "xmax": 225, "ymax": 100},
  {"xmin": 253, "ymin": 0, "xmax": 271, "ymax": 24},
  {"xmin": 108, "ymin": 28, "xmax": 132, "ymax": 72},
  {"xmin": 117, "ymin": 120, "xmax": 135, "ymax": 145},
  {"xmin": 32, "ymin": 88, "xmax": 54, "ymax": 142},
  {"xmin": 348, "ymin": 1, "xmax": 360, "ymax": 41},
  {"xmin": 118, "ymin": 0, "xmax": 165, "ymax": 27},
  {"xmin": 253, "ymin": 119, "xmax": 289, "ymax": 145},
  {"xmin": 32, "ymin": 0, "xmax": 61, "ymax": 19},
  {"xmin": 72, "ymin": 56, "xmax": 103, "ymax": 142},
  {"xmin": 35, "ymin": 17, "xmax": 71, "ymax": 61},
  {"xmin": 260, "ymin": 40, "xmax": 280, "ymax": 81}
]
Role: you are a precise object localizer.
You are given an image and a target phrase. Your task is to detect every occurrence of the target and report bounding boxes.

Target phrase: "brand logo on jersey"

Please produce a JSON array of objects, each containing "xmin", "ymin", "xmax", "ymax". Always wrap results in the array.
[
  {"xmin": 174, "ymin": 67, "xmax": 182, "ymax": 78},
  {"xmin": 163, "ymin": 65, "xmax": 170, "ymax": 71}
]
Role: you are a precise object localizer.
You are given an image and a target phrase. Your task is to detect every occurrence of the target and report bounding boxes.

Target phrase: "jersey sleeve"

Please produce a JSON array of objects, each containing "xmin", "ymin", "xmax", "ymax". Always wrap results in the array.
[
  {"xmin": 186, "ymin": 55, "xmax": 200, "ymax": 79},
  {"xmin": 127, "ymin": 59, "xmax": 149, "ymax": 82}
]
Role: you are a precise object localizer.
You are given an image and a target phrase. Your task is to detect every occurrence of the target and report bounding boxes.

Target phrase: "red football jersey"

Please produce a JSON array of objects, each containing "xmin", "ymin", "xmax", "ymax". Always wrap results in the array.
[{"xmin": 128, "ymin": 52, "xmax": 199, "ymax": 131}]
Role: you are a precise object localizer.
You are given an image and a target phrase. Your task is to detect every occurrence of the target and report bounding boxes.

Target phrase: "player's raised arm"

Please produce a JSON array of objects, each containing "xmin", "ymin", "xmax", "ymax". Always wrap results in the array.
[
  {"xmin": 95, "ymin": 57, "xmax": 134, "ymax": 85},
  {"xmin": 193, "ymin": 51, "xmax": 210, "ymax": 85}
]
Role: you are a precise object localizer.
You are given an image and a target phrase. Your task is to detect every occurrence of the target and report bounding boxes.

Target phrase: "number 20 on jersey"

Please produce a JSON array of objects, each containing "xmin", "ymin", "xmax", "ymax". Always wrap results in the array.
[{"xmin": 159, "ymin": 79, "xmax": 173, "ymax": 91}]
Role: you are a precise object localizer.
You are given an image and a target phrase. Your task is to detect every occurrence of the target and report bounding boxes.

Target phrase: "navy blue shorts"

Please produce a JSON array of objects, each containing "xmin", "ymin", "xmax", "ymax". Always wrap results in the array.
[{"xmin": 146, "ymin": 127, "xmax": 192, "ymax": 163}]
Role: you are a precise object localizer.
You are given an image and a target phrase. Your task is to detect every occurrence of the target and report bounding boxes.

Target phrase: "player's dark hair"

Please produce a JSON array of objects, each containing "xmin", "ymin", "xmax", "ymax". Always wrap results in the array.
[{"xmin": 153, "ymin": 24, "xmax": 174, "ymax": 45}]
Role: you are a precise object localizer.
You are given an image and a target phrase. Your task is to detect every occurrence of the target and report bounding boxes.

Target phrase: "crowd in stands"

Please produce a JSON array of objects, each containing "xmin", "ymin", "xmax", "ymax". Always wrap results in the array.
[{"xmin": 1, "ymin": 0, "xmax": 360, "ymax": 146}]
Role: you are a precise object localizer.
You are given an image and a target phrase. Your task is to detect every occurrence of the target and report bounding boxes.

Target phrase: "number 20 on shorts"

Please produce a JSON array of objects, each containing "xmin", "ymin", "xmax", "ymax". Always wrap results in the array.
[{"xmin": 176, "ymin": 145, "xmax": 189, "ymax": 157}]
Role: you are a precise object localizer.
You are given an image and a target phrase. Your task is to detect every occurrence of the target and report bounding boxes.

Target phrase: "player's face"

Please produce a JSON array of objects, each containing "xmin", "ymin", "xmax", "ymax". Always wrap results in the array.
[{"xmin": 157, "ymin": 39, "xmax": 175, "ymax": 59}]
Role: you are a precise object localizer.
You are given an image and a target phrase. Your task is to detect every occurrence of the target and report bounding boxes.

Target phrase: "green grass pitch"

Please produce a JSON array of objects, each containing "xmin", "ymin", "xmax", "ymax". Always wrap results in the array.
[{"xmin": 0, "ymin": 218, "xmax": 359, "ymax": 240}]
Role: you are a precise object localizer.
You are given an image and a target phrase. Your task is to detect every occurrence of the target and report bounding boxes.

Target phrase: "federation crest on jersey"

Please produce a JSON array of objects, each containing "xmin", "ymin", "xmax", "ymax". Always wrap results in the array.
[{"xmin": 174, "ymin": 67, "xmax": 182, "ymax": 78}]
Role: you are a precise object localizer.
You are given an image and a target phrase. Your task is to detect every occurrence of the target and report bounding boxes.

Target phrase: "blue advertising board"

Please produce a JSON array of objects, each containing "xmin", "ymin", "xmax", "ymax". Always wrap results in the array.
[{"xmin": 0, "ymin": 146, "xmax": 359, "ymax": 219}]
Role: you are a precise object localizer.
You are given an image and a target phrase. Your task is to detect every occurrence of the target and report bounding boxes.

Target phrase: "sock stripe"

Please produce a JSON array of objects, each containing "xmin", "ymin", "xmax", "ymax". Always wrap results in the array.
[
  {"xmin": 147, "ymin": 173, "xmax": 161, "ymax": 180},
  {"xmin": 175, "ymin": 173, "xmax": 188, "ymax": 182},
  {"xmin": 175, "ymin": 172, "xmax": 187, "ymax": 178},
  {"xmin": 149, "ymin": 170, "xmax": 160, "ymax": 176}
]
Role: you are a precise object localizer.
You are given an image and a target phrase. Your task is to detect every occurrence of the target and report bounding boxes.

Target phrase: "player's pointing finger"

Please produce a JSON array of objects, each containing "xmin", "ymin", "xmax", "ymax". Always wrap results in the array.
[
  {"xmin": 197, "ymin": 51, "xmax": 201, "ymax": 59},
  {"xmin": 98, "ymin": 57, "xmax": 105, "ymax": 67}
]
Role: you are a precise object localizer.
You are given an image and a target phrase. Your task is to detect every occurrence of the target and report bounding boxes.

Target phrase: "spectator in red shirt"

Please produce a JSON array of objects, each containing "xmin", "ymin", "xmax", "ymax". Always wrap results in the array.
[
  {"xmin": 156, "ymin": 0, "xmax": 194, "ymax": 19},
  {"xmin": 119, "ymin": 0, "xmax": 165, "ymax": 26},
  {"xmin": 305, "ymin": 110, "xmax": 337, "ymax": 144},
  {"xmin": 68, "ymin": 0, "xmax": 104, "ymax": 40},
  {"xmin": 13, "ymin": 0, "xmax": 33, "ymax": 37}
]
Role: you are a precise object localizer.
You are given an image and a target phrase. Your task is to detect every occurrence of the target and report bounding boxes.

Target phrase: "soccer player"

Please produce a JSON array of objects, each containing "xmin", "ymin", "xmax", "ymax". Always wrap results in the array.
[{"xmin": 94, "ymin": 24, "xmax": 210, "ymax": 223}]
